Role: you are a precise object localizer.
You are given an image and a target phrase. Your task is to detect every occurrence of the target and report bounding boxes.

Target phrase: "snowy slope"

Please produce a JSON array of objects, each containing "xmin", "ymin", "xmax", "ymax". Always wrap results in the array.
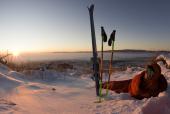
[{"xmin": 0, "ymin": 55, "xmax": 170, "ymax": 114}]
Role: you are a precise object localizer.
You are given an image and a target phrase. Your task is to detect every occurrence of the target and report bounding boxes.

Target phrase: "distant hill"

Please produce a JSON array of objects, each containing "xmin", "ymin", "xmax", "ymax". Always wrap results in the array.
[{"xmin": 52, "ymin": 49, "xmax": 169, "ymax": 53}]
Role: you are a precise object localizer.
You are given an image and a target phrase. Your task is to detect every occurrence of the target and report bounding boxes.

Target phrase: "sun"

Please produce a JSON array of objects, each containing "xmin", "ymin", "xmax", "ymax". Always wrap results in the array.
[{"xmin": 12, "ymin": 50, "xmax": 20, "ymax": 57}]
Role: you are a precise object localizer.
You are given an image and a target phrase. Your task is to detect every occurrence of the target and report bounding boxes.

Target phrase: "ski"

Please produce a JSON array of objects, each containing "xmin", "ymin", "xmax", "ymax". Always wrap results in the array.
[
  {"xmin": 88, "ymin": 4, "xmax": 100, "ymax": 96},
  {"xmin": 106, "ymin": 30, "xmax": 116, "ymax": 96}
]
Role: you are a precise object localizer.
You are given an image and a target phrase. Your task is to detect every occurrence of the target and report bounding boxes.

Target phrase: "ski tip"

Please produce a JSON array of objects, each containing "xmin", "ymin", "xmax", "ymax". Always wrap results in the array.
[{"xmin": 88, "ymin": 4, "xmax": 94, "ymax": 11}]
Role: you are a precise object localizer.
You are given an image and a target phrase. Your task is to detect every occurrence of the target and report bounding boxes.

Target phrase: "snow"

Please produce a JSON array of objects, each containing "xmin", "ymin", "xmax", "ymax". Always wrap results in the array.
[{"xmin": 0, "ymin": 54, "xmax": 170, "ymax": 114}]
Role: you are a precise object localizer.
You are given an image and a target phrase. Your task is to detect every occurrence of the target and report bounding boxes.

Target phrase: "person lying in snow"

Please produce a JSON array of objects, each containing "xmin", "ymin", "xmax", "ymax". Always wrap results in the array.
[{"xmin": 102, "ymin": 60, "xmax": 168, "ymax": 100}]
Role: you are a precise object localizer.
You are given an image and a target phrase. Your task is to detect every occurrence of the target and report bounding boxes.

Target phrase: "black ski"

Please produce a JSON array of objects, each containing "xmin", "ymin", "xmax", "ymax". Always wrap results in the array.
[{"xmin": 88, "ymin": 4, "xmax": 100, "ymax": 96}]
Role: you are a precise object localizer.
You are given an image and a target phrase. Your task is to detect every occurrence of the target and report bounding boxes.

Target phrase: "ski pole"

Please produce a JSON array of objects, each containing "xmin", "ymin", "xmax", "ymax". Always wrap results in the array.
[
  {"xmin": 99, "ymin": 26, "xmax": 107, "ymax": 102},
  {"xmin": 106, "ymin": 30, "xmax": 116, "ymax": 96}
]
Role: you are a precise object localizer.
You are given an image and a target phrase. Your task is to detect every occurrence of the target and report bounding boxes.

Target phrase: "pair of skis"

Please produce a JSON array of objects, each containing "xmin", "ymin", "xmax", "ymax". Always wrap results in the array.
[{"xmin": 88, "ymin": 4, "xmax": 116, "ymax": 101}]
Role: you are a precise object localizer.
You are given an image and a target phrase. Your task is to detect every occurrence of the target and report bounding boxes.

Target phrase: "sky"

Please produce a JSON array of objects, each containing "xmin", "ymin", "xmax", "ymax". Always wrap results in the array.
[{"xmin": 0, "ymin": 0, "xmax": 169, "ymax": 53}]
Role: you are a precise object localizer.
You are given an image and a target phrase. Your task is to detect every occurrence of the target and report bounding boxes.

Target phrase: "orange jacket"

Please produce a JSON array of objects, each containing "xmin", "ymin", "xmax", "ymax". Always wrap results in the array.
[{"xmin": 102, "ymin": 62, "xmax": 168, "ymax": 99}]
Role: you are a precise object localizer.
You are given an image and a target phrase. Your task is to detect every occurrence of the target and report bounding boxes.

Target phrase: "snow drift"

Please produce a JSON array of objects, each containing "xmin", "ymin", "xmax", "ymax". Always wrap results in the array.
[{"xmin": 0, "ymin": 64, "xmax": 22, "ymax": 93}]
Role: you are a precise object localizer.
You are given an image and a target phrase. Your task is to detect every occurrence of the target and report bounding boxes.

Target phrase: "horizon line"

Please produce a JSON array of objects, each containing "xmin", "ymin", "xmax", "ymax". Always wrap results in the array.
[{"xmin": 50, "ymin": 49, "xmax": 170, "ymax": 53}]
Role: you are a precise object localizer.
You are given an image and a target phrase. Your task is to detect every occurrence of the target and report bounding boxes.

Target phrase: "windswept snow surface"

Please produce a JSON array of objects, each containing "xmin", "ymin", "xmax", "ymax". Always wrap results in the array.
[{"xmin": 0, "ymin": 54, "xmax": 170, "ymax": 114}]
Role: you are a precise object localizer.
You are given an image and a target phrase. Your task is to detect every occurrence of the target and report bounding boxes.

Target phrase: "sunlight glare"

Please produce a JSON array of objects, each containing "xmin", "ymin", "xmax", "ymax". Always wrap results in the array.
[{"xmin": 12, "ymin": 50, "xmax": 20, "ymax": 57}]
